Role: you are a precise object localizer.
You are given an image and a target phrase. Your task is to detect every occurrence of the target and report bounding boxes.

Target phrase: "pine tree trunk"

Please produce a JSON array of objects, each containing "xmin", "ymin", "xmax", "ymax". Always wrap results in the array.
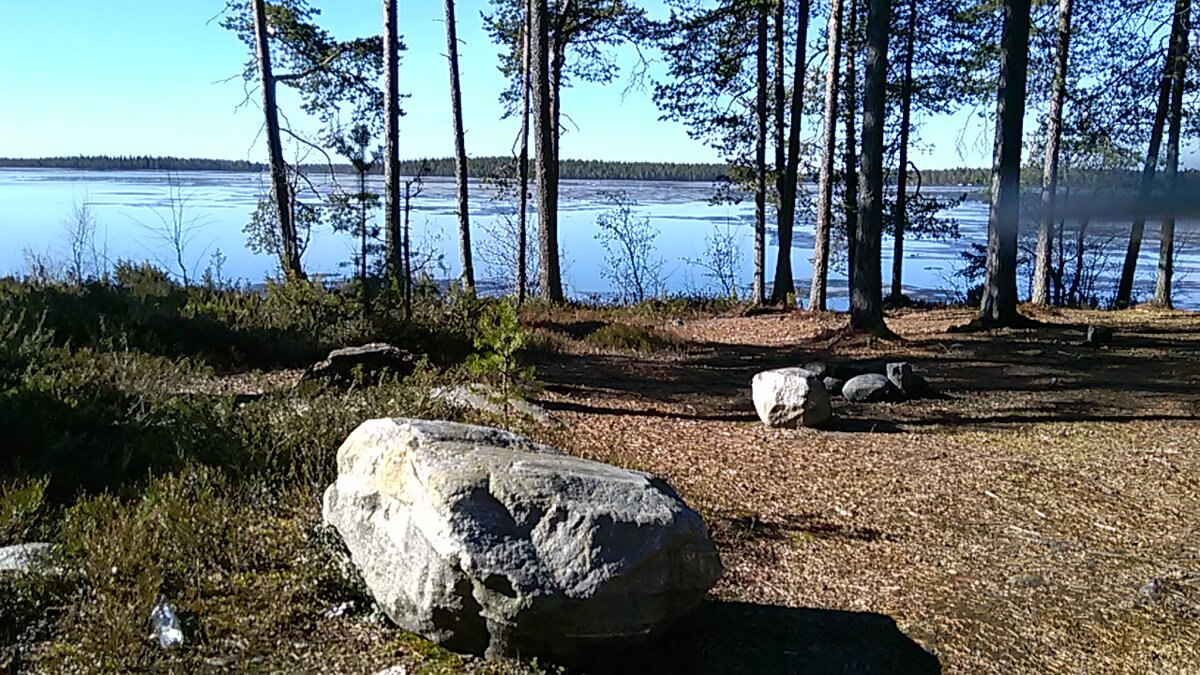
[
  {"xmin": 850, "ymin": 0, "xmax": 890, "ymax": 333},
  {"xmin": 843, "ymin": 0, "xmax": 859, "ymax": 295},
  {"xmin": 977, "ymin": 0, "xmax": 1032, "ymax": 327},
  {"xmin": 809, "ymin": 0, "xmax": 842, "ymax": 312},
  {"xmin": 516, "ymin": 0, "xmax": 532, "ymax": 304},
  {"xmin": 775, "ymin": 0, "xmax": 810, "ymax": 306},
  {"xmin": 251, "ymin": 0, "xmax": 301, "ymax": 279},
  {"xmin": 888, "ymin": 0, "xmax": 918, "ymax": 301},
  {"xmin": 753, "ymin": 4, "xmax": 769, "ymax": 305},
  {"xmin": 1031, "ymin": 0, "xmax": 1072, "ymax": 306},
  {"xmin": 1155, "ymin": 0, "xmax": 1190, "ymax": 308},
  {"xmin": 383, "ymin": 0, "xmax": 402, "ymax": 284},
  {"xmin": 444, "ymin": 0, "xmax": 474, "ymax": 293},
  {"xmin": 1114, "ymin": 5, "xmax": 1183, "ymax": 308},
  {"xmin": 769, "ymin": 0, "xmax": 791, "ymax": 303},
  {"xmin": 532, "ymin": 0, "xmax": 562, "ymax": 302}
]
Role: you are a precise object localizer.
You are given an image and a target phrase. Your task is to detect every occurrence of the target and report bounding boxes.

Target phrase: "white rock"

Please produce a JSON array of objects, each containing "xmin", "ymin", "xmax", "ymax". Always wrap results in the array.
[
  {"xmin": 751, "ymin": 368, "xmax": 832, "ymax": 428},
  {"xmin": 0, "ymin": 543, "xmax": 54, "ymax": 574},
  {"xmin": 322, "ymin": 419, "xmax": 722, "ymax": 659},
  {"xmin": 430, "ymin": 384, "xmax": 560, "ymax": 427}
]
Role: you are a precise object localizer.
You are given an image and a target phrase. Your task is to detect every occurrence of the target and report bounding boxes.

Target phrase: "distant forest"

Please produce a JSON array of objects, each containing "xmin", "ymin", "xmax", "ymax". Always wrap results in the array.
[{"xmin": 0, "ymin": 155, "xmax": 1001, "ymax": 186}]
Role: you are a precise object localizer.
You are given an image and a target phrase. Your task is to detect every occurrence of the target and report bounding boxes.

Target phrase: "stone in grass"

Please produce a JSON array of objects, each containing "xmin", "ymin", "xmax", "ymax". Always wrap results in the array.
[
  {"xmin": 1086, "ymin": 325, "xmax": 1114, "ymax": 345},
  {"xmin": 885, "ymin": 362, "xmax": 928, "ymax": 398},
  {"xmin": 823, "ymin": 376, "xmax": 846, "ymax": 397},
  {"xmin": 842, "ymin": 374, "xmax": 899, "ymax": 403},
  {"xmin": 300, "ymin": 343, "xmax": 415, "ymax": 385},
  {"xmin": 0, "ymin": 543, "xmax": 54, "ymax": 574},
  {"xmin": 323, "ymin": 418, "xmax": 722, "ymax": 660},
  {"xmin": 751, "ymin": 368, "xmax": 833, "ymax": 428},
  {"xmin": 430, "ymin": 383, "xmax": 561, "ymax": 427}
]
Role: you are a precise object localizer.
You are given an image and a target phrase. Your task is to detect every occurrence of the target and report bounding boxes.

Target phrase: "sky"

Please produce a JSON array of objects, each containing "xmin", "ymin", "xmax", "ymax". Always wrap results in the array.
[{"xmin": 0, "ymin": 1, "xmax": 999, "ymax": 168}]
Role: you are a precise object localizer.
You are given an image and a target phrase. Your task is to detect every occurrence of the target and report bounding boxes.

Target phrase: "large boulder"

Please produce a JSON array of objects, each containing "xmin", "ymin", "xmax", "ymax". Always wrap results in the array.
[
  {"xmin": 300, "ymin": 343, "xmax": 414, "ymax": 386},
  {"xmin": 322, "ymin": 419, "xmax": 722, "ymax": 659},
  {"xmin": 842, "ymin": 374, "xmax": 898, "ymax": 403},
  {"xmin": 751, "ymin": 368, "xmax": 832, "ymax": 428}
]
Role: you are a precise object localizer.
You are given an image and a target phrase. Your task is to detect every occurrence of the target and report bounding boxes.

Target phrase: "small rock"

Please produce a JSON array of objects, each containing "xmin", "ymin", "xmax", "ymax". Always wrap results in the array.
[
  {"xmin": 373, "ymin": 667, "xmax": 408, "ymax": 675},
  {"xmin": 322, "ymin": 600, "xmax": 356, "ymax": 619},
  {"xmin": 299, "ymin": 343, "xmax": 415, "ymax": 386},
  {"xmin": 431, "ymin": 383, "xmax": 561, "ymax": 426},
  {"xmin": 751, "ymin": 368, "xmax": 833, "ymax": 428},
  {"xmin": 842, "ymin": 374, "xmax": 899, "ymax": 403},
  {"xmin": 886, "ymin": 362, "xmax": 928, "ymax": 398},
  {"xmin": 1007, "ymin": 575, "xmax": 1044, "ymax": 588},
  {"xmin": 800, "ymin": 361, "xmax": 829, "ymax": 378},
  {"xmin": 0, "ymin": 543, "xmax": 54, "ymax": 574},
  {"xmin": 1140, "ymin": 578, "xmax": 1165, "ymax": 601},
  {"xmin": 1086, "ymin": 325, "xmax": 1113, "ymax": 344},
  {"xmin": 823, "ymin": 376, "xmax": 845, "ymax": 397}
]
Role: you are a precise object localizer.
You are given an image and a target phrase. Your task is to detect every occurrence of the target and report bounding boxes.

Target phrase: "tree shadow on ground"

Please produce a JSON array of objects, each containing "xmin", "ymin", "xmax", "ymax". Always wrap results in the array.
[{"xmin": 586, "ymin": 600, "xmax": 939, "ymax": 674}]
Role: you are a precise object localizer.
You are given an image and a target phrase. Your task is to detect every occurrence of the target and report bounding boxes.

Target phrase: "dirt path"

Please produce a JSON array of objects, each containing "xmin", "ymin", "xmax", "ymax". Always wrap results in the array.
[{"xmin": 531, "ymin": 307, "xmax": 1200, "ymax": 673}]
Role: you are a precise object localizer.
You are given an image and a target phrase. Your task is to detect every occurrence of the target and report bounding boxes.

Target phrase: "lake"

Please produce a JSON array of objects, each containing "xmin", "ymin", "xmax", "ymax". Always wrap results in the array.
[{"xmin": 2, "ymin": 168, "xmax": 1197, "ymax": 310}]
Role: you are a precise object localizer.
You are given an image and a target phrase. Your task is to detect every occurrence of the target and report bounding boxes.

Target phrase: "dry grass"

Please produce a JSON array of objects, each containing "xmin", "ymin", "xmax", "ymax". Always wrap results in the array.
[{"xmin": 527, "ymin": 304, "xmax": 1200, "ymax": 673}]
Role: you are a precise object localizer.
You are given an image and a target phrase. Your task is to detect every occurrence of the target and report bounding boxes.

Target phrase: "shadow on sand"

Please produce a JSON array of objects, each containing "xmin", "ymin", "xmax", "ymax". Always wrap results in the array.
[{"xmin": 583, "ymin": 600, "xmax": 940, "ymax": 674}]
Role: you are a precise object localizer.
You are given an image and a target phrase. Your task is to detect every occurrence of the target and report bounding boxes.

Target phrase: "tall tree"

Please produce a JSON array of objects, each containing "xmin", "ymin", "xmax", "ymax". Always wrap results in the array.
[
  {"xmin": 516, "ymin": 0, "xmax": 533, "ymax": 304},
  {"xmin": 850, "ymin": 0, "xmax": 890, "ymax": 333},
  {"xmin": 530, "ymin": 0, "xmax": 563, "ymax": 301},
  {"xmin": 1154, "ymin": 0, "xmax": 1190, "ymax": 307},
  {"xmin": 485, "ymin": 0, "xmax": 647, "ymax": 303},
  {"xmin": 976, "ymin": 0, "xmax": 1032, "ymax": 328},
  {"xmin": 771, "ymin": 0, "xmax": 811, "ymax": 305},
  {"xmin": 250, "ymin": 0, "xmax": 300, "ymax": 278},
  {"xmin": 224, "ymin": 0, "xmax": 383, "ymax": 280},
  {"xmin": 383, "ymin": 0, "xmax": 402, "ymax": 284},
  {"xmin": 753, "ymin": 3, "xmax": 769, "ymax": 305},
  {"xmin": 1113, "ymin": 2, "xmax": 1184, "ymax": 308},
  {"xmin": 887, "ymin": 0, "xmax": 918, "ymax": 301},
  {"xmin": 843, "ymin": 0, "xmax": 860, "ymax": 294},
  {"xmin": 444, "ymin": 0, "xmax": 475, "ymax": 292},
  {"xmin": 1031, "ymin": 0, "xmax": 1073, "ymax": 306},
  {"xmin": 809, "ymin": 0, "xmax": 844, "ymax": 311}
]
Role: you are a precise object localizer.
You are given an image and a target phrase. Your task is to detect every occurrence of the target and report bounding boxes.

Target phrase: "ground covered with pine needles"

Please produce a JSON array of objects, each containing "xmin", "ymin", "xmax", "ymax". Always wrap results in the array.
[{"xmin": 2, "ymin": 278, "xmax": 1197, "ymax": 673}]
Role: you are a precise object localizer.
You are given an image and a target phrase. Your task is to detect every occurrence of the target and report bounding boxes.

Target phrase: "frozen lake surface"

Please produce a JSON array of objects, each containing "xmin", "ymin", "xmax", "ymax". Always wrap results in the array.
[{"xmin": 1, "ymin": 168, "xmax": 1197, "ymax": 310}]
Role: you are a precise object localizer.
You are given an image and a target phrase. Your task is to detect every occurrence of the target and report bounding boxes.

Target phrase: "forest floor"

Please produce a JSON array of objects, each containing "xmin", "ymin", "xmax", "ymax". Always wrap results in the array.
[
  {"xmin": 5, "ymin": 293, "xmax": 1199, "ymax": 674},
  {"xmin": 521, "ymin": 304, "xmax": 1200, "ymax": 674}
]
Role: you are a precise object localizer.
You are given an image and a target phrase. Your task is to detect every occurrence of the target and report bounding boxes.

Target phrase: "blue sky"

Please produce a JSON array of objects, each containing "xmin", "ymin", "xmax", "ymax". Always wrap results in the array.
[{"xmin": 0, "ymin": 1, "xmax": 994, "ymax": 167}]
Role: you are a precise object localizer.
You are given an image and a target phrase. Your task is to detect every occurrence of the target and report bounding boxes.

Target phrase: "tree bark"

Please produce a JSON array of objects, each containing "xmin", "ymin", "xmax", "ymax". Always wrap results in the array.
[
  {"xmin": 977, "ymin": 0, "xmax": 1032, "ymax": 328},
  {"xmin": 843, "ymin": 0, "xmax": 860, "ymax": 296},
  {"xmin": 444, "ymin": 0, "xmax": 474, "ymax": 293},
  {"xmin": 770, "ymin": 0, "xmax": 790, "ymax": 303},
  {"xmin": 251, "ymin": 0, "xmax": 301, "ymax": 278},
  {"xmin": 1031, "ymin": 0, "xmax": 1072, "ymax": 306},
  {"xmin": 888, "ymin": 0, "xmax": 918, "ymax": 301},
  {"xmin": 1155, "ymin": 0, "xmax": 1190, "ymax": 308},
  {"xmin": 850, "ymin": 0, "xmax": 890, "ymax": 333},
  {"xmin": 516, "ymin": 0, "xmax": 532, "ymax": 304},
  {"xmin": 383, "ymin": 0, "xmax": 402, "ymax": 284},
  {"xmin": 1114, "ymin": 5, "xmax": 1183, "ymax": 308},
  {"xmin": 772, "ymin": 0, "xmax": 810, "ymax": 305},
  {"xmin": 532, "ymin": 0, "xmax": 563, "ymax": 302},
  {"xmin": 753, "ymin": 4, "xmax": 769, "ymax": 305},
  {"xmin": 809, "ymin": 0, "xmax": 842, "ymax": 312}
]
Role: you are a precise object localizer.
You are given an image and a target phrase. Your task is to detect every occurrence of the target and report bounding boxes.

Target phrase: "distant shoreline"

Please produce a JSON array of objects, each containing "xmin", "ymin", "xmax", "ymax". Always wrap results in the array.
[{"xmin": 0, "ymin": 155, "xmax": 994, "ymax": 187}]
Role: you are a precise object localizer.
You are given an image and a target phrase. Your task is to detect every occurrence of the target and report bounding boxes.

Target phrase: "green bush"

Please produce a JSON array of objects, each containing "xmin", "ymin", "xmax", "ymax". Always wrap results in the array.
[{"xmin": 585, "ymin": 322, "xmax": 678, "ymax": 353}]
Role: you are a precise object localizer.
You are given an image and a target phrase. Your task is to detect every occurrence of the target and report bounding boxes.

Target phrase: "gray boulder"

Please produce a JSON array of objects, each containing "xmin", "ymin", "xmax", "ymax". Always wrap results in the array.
[
  {"xmin": 300, "ymin": 343, "xmax": 414, "ymax": 385},
  {"xmin": 842, "ymin": 374, "xmax": 898, "ymax": 403},
  {"xmin": 322, "ymin": 418, "xmax": 722, "ymax": 659},
  {"xmin": 823, "ymin": 376, "xmax": 846, "ymax": 397},
  {"xmin": 751, "ymin": 368, "xmax": 832, "ymax": 428}
]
